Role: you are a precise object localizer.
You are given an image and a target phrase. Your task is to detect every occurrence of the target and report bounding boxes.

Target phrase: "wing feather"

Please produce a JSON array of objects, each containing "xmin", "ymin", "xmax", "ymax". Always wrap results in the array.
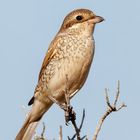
[{"xmin": 38, "ymin": 37, "xmax": 59, "ymax": 81}]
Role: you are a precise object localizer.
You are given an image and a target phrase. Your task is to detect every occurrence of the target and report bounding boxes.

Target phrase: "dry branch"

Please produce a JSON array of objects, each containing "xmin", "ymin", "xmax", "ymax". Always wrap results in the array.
[
  {"xmin": 59, "ymin": 126, "xmax": 63, "ymax": 140},
  {"xmin": 34, "ymin": 80, "xmax": 126, "ymax": 140},
  {"xmin": 92, "ymin": 81, "xmax": 127, "ymax": 140},
  {"xmin": 34, "ymin": 122, "xmax": 47, "ymax": 140}
]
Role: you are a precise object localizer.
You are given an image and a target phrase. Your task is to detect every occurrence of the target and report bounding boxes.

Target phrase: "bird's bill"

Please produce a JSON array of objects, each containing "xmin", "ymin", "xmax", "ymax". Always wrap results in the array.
[{"xmin": 88, "ymin": 16, "xmax": 104, "ymax": 24}]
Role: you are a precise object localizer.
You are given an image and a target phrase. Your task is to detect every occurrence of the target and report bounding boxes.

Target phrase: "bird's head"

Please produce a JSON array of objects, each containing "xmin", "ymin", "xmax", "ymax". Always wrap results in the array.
[{"xmin": 59, "ymin": 9, "xmax": 104, "ymax": 35}]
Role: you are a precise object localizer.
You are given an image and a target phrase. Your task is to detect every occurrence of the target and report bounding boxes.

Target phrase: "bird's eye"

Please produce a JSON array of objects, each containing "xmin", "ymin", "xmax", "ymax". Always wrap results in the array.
[{"xmin": 76, "ymin": 15, "xmax": 83, "ymax": 21}]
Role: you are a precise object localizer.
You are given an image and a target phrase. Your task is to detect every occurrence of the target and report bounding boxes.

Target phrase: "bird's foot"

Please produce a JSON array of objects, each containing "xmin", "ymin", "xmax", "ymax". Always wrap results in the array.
[{"xmin": 65, "ymin": 105, "xmax": 76, "ymax": 125}]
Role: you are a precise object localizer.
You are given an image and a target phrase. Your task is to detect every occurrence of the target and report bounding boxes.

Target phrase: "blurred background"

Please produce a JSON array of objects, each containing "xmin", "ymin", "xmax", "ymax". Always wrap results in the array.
[{"xmin": 0, "ymin": 0, "xmax": 139, "ymax": 139}]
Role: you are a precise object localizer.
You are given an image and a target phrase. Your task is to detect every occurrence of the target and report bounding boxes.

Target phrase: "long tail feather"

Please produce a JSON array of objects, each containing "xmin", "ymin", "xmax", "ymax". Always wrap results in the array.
[
  {"xmin": 15, "ymin": 115, "xmax": 38, "ymax": 140},
  {"xmin": 16, "ymin": 99, "xmax": 52, "ymax": 140}
]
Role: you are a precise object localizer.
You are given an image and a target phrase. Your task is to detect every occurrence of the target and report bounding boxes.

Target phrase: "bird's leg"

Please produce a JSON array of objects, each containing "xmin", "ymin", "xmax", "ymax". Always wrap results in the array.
[
  {"xmin": 45, "ymin": 75, "xmax": 76, "ymax": 125},
  {"xmin": 48, "ymin": 94, "xmax": 67, "ymax": 110},
  {"xmin": 46, "ymin": 77, "xmax": 86, "ymax": 139},
  {"xmin": 64, "ymin": 74, "xmax": 76, "ymax": 125},
  {"xmin": 44, "ymin": 84, "xmax": 67, "ymax": 110}
]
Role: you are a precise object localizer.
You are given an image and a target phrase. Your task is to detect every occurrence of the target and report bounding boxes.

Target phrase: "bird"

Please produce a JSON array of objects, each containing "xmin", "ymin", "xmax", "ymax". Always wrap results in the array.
[{"xmin": 16, "ymin": 8, "xmax": 104, "ymax": 140}]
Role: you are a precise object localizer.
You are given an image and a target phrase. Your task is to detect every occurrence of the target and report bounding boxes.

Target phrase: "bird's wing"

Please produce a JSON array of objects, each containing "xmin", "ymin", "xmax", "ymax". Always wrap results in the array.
[
  {"xmin": 38, "ymin": 36, "xmax": 59, "ymax": 81},
  {"xmin": 28, "ymin": 36, "xmax": 61, "ymax": 106}
]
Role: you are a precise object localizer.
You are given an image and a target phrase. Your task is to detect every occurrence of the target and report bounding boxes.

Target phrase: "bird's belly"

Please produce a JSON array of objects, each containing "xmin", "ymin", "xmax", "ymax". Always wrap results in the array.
[
  {"xmin": 48, "ymin": 48, "xmax": 93, "ymax": 100},
  {"xmin": 48, "ymin": 57, "xmax": 82, "ymax": 89}
]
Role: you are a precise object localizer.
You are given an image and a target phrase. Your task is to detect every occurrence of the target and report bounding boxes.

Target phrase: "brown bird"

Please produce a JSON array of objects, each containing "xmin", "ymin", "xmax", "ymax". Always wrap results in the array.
[{"xmin": 16, "ymin": 8, "xmax": 104, "ymax": 140}]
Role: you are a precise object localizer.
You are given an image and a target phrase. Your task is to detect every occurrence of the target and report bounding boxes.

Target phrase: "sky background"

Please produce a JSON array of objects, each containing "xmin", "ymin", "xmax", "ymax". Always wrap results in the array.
[{"xmin": 0, "ymin": 0, "xmax": 140, "ymax": 140}]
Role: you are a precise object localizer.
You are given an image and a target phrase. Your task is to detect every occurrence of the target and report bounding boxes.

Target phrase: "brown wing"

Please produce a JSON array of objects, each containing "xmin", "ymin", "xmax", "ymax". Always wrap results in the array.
[
  {"xmin": 38, "ymin": 37, "xmax": 59, "ymax": 81},
  {"xmin": 28, "ymin": 37, "xmax": 60, "ymax": 106}
]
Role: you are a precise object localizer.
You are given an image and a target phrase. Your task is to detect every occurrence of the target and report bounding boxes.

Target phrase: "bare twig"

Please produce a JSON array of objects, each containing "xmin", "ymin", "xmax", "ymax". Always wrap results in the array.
[
  {"xmin": 69, "ymin": 109, "xmax": 86, "ymax": 140},
  {"xmin": 36, "ymin": 79, "xmax": 125, "ymax": 140},
  {"xmin": 34, "ymin": 122, "xmax": 46, "ymax": 140},
  {"xmin": 79, "ymin": 109, "xmax": 86, "ymax": 132},
  {"xmin": 41, "ymin": 122, "xmax": 45, "ymax": 138},
  {"xmin": 114, "ymin": 80, "xmax": 120, "ymax": 107},
  {"xmin": 59, "ymin": 126, "xmax": 63, "ymax": 140},
  {"xmin": 70, "ymin": 109, "xmax": 86, "ymax": 140},
  {"xmin": 93, "ymin": 81, "xmax": 126, "ymax": 140}
]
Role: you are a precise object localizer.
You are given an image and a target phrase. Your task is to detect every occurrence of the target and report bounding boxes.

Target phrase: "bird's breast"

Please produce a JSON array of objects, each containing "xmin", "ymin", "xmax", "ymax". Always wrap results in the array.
[{"xmin": 47, "ymin": 34, "xmax": 95, "ymax": 97}]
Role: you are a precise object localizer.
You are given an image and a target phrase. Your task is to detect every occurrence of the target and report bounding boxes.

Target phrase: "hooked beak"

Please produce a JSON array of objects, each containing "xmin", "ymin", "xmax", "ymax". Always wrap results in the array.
[{"xmin": 88, "ymin": 16, "xmax": 104, "ymax": 24}]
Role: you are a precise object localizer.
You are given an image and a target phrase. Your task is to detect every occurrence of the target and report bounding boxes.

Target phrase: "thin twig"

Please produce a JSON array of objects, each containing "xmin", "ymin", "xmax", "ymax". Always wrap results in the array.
[
  {"xmin": 105, "ymin": 88, "xmax": 114, "ymax": 110},
  {"xmin": 117, "ymin": 103, "xmax": 127, "ymax": 111},
  {"xmin": 34, "ymin": 122, "xmax": 46, "ymax": 140},
  {"xmin": 59, "ymin": 125, "xmax": 63, "ymax": 140},
  {"xmin": 71, "ymin": 117, "xmax": 80, "ymax": 140},
  {"xmin": 79, "ymin": 109, "xmax": 85, "ymax": 131},
  {"xmin": 93, "ymin": 81, "xmax": 126, "ymax": 140},
  {"xmin": 114, "ymin": 81, "xmax": 120, "ymax": 107},
  {"xmin": 70, "ymin": 109, "xmax": 86, "ymax": 140},
  {"xmin": 41, "ymin": 122, "xmax": 45, "ymax": 138}
]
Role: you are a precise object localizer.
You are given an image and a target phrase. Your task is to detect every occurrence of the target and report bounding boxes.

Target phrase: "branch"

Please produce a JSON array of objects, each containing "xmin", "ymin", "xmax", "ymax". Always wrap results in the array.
[
  {"xmin": 34, "ymin": 122, "xmax": 46, "ymax": 140},
  {"xmin": 68, "ymin": 109, "xmax": 86, "ymax": 140},
  {"xmin": 41, "ymin": 122, "xmax": 46, "ymax": 138},
  {"xmin": 93, "ymin": 81, "xmax": 127, "ymax": 140},
  {"xmin": 59, "ymin": 126, "xmax": 63, "ymax": 140}
]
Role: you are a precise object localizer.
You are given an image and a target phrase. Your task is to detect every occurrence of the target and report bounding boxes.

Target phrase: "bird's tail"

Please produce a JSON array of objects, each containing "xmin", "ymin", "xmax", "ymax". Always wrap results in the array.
[
  {"xmin": 15, "ymin": 113, "xmax": 38, "ymax": 140},
  {"xmin": 16, "ymin": 99, "xmax": 53, "ymax": 140}
]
